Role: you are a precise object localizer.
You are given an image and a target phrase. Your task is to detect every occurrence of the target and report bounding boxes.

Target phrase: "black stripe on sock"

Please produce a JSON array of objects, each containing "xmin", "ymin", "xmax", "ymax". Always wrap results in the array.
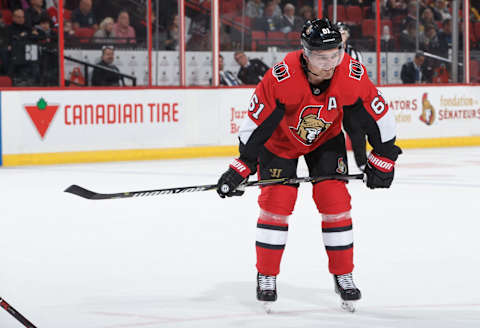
[
  {"xmin": 256, "ymin": 241, "xmax": 285, "ymax": 250},
  {"xmin": 325, "ymin": 243, "xmax": 353, "ymax": 251},
  {"xmin": 257, "ymin": 223, "xmax": 288, "ymax": 231},
  {"xmin": 322, "ymin": 225, "xmax": 352, "ymax": 233}
]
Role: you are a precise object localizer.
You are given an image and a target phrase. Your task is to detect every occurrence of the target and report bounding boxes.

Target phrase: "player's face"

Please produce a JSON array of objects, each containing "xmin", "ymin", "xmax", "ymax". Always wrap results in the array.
[{"xmin": 305, "ymin": 47, "xmax": 344, "ymax": 71}]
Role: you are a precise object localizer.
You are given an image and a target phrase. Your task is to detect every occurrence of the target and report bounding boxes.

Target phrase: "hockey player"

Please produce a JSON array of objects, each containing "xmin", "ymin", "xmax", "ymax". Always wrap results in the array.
[{"xmin": 216, "ymin": 18, "xmax": 401, "ymax": 312}]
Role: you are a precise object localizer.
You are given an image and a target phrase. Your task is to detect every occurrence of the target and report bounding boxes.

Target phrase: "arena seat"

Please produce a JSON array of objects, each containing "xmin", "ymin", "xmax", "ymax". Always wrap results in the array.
[{"xmin": 0, "ymin": 76, "xmax": 12, "ymax": 87}]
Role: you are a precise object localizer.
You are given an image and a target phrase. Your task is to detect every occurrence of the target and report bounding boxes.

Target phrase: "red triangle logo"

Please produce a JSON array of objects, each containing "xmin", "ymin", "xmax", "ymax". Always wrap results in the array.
[{"xmin": 24, "ymin": 99, "xmax": 59, "ymax": 138}]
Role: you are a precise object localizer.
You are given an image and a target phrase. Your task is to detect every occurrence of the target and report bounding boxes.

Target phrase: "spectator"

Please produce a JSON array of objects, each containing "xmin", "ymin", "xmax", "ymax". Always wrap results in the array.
[
  {"xmin": 403, "ymin": 1, "xmax": 419, "ymax": 31},
  {"xmin": 400, "ymin": 53, "xmax": 426, "ymax": 83},
  {"xmin": 234, "ymin": 51, "xmax": 269, "ymax": 85},
  {"xmin": 218, "ymin": 54, "xmax": 241, "ymax": 86},
  {"xmin": 91, "ymin": 45, "xmax": 123, "ymax": 86},
  {"xmin": 270, "ymin": 0, "xmax": 282, "ymax": 17},
  {"xmin": 422, "ymin": 23, "xmax": 441, "ymax": 55},
  {"xmin": 72, "ymin": 0, "xmax": 97, "ymax": 30},
  {"xmin": 7, "ymin": 8, "xmax": 39, "ymax": 85},
  {"xmin": 187, "ymin": 12, "xmax": 209, "ymax": 50},
  {"xmin": 63, "ymin": 20, "xmax": 76, "ymax": 41},
  {"xmin": 113, "ymin": 10, "xmax": 136, "ymax": 44},
  {"xmin": 431, "ymin": 0, "xmax": 451, "ymax": 22},
  {"xmin": 164, "ymin": 14, "xmax": 179, "ymax": 50},
  {"xmin": 437, "ymin": 18, "xmax": 451, "ymax": 56},
  {"xmin": 420, "ymin": 7, "xmax": 436, "ymax": 30},
  {"xmin": 274, "ymin": 3, "xmax": 303, "ymax": 33},
  {"xmin": 253, "ymin": 2, "xmax": 277, "ymax": 32},
  {"xmin": 385, "ymin": 0, "xmax": 407, "ymax": 19},
  {"xmin": 246, "ymin": 0, "xmax": 264, "ymax": 19},
  {"xmin": 93, "ymin": 17, "xmax": 116, "ymax": 43},
  {"xmin": 35, "ymin": 14, "xmax": 58, "ymax": 85},
  {"xmin": 25, "ymin": 0, "xmax": 51, "ymax": 29},
  {"xmin": 0, "ymin": 11, "xmax": 9, "ymax": 74},
  {"xmin": 298, "ymin": 5, "xmax": 314, "ymax": 23},
  {"xmin": 399, "ymin": 21, "xmax": 421, "ymax": 51}
]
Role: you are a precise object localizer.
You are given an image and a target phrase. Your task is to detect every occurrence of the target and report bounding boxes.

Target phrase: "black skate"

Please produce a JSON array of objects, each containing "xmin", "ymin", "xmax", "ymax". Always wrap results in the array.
[
  {"xmin": 256, "ymin": 273, "xmax": 277, "ymax": 313},
  {"xmin": 333, "ymin": 273, "xmax": 361, "ymax": 312}
]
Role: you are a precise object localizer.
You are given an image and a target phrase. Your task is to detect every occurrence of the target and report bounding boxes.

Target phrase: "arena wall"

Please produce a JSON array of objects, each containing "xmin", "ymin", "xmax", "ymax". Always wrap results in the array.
[{"xmin": 1, "ymin": 85, "xmax": 479, "ymax": 166}]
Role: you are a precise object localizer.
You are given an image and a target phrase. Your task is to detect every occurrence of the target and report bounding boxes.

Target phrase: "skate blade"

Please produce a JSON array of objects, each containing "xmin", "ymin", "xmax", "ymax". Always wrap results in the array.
[
  {"xmin": 262, "ymin": 301, "xmax": 273, "ymax": 314},
  {"xmin": 340, "ymin": 300, "xmax": 356, "ymax": 313}
]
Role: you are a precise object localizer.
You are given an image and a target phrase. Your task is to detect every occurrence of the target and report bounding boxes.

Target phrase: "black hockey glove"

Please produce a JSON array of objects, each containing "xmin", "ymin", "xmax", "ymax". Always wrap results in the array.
[
  {"xmin": 217, "ymin": 158, "xmax": 256, "ymax": 198},
  {"xmin": 364, "ymin": 146, "xmax": 402, "ymax": 189}
]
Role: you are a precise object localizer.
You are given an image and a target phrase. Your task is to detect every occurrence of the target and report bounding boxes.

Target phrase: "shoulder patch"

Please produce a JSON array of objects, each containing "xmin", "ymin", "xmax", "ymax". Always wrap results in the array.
[
  {"xmin": 349, "ymin": 59, "xmax": 364, "ymax": 81},
  {"xmin": 272, "ymin": 61, "xmax": 291, "ymax": 82}
]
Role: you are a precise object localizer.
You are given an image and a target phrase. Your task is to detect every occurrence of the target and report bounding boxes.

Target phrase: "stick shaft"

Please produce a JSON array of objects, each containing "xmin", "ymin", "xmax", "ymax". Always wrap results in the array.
[
  {"xmin": 0, "ymin": 298, "xmax": 37, "ymax": 328},
  {"xmin": 64, "ymin": 174, "xmax": 364, "ymax": 200}
]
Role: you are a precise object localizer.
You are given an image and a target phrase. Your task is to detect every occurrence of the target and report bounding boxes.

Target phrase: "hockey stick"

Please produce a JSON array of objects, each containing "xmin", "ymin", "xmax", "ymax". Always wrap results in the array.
[
  {"xmin": 64, "ymin": 173, "xmax": 364, "ymax": 200},
  {"xmin": 0, "ymin": 297, "xmax": 37, "ymax": 328}
]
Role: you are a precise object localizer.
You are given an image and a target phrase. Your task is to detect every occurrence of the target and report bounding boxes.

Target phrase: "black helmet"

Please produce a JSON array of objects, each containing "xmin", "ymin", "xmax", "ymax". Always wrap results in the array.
[
  {"xmin": 301, "ymin": 18, "xmax": 342, "ymax": 52},
  {"xmin": 335, "ymin": 21, "xmax": 350, "ymax": 34}
]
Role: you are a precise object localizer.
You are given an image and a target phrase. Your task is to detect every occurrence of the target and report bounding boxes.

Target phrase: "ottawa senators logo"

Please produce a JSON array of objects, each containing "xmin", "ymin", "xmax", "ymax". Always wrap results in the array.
[
  {"xmin": 289, "ymin": 106, "xmax": 332, "ymax": 145},
  {"xmin": 272, "ymin": 62, "xmax": 290, "ymax": 82},
  {"xmin": 420, "ymin": 92, "xmax": 435, "ymax": 125},
  {"xmin": 336, "ymin": 157, "xmax": 347, "ymax": 174}
]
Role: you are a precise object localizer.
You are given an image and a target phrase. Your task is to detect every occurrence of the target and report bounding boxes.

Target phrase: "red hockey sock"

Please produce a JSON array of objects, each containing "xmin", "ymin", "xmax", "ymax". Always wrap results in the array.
[
  {"xmin": 256, "ymin": 185, "xmax": 297, "ymax": 276},
  {"xmin": 322, "ymin": 217, "xmax": 354, "ymax": 275}
]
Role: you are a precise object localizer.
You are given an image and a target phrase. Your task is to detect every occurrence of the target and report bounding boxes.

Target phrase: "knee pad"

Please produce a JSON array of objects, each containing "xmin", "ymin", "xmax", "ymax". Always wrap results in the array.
[
  {"xmin": 313, "ymin": 180, "xmax": 351, "ymax": 214},
  {"xmin": 258, "ymin": 185, "xmax": 298, "ymax": 216}
]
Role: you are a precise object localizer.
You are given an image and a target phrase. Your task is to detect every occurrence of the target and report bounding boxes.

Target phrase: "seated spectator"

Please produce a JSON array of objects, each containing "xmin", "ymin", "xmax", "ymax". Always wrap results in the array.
[
  {"xmin": 271, "ymin": 0, "xmax": 282, "ymax": 17},
  {"xmin": 72, "ymin": 0, "xmax": 97, "ymax": 30},
  {"xmin": 437, "ymin": 18, "xmax": 451, "ymax": 56},
  {"xmin": 274, "ymin": 3, "xmax": 303, "ymax": 33},
  {"xmin": 113, "ymin": 10, "xmax": 135, "ymax": 44},
  {"xmin": 63, "ymin": 20, "xmax": 76, "ymax": 41},
  {"xmin": 298, "ymin": 5, "xmax": 314, "ymax": 23},
  {"xmin": 399, "ymin": 21, "xmax": 420, "ymax": 51},
  {"xmin": 422, "ymin": 23, "xmax": 441, "ymax": 55},
  {"xmin": 402, "ymin": 1, "xmax": 419, "ymax": 31},
  {"xmin": 35, "ymin": 14, "xmax": 58, "ymax": 85},
  {"xmin": 218, "ymin": 54, "xmax": 241, "ymax": 86},
  {"xmin": 234, "ymin": 51, "xmax": 269, "ymax": 85},
  {"xmin": 25, "ymin": 0, "xmax": 51, "ymax": 29},
  {"xmin": 91, "ymin": 45, "xmax": 123, "ymax": 86},
  {"xmin": 164, "ymin": 14, "xmax": 178, "ymax": 50},
  {"xmin": 7, "ymin": 8, "xmax": 40, "ymax": 85},
  {"xmin": 253, "ymin": 2, "xmax": 277, "ymax": 32},
  {"xmin": 431, "ymin": 0, "xmax": 451, "ymax": 22},
  {"xmin": 385, "ymin": 0, "xmax": 407, "ymax": 19},
  {"xmin": 246, "ymin": 0, "xmax": 264, "ymax": 19},
  {"xmin": 93, "ymin": 17, "xmax": 116, "ymax": 43},
  {"xmin": 400, "ymin": 53, "xmax": 426, "ymax": 84},
  {"xmin": 420, "ymin": 7, "xmax": 436, "ymax": 30}
]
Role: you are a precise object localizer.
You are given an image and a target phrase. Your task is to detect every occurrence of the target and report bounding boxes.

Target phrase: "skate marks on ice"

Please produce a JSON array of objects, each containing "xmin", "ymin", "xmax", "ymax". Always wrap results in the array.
[{"xmin": 85, "ymin": 282, "xmax": 480, "ymax": 328}]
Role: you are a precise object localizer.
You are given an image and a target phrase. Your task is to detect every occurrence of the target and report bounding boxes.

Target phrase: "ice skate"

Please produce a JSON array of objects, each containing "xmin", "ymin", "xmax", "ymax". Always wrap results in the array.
[
  {"xmin": 333, "ymin": 273, "xmax": 361, "ymax": 312},
  {"xmin": 257, "ymin": 273, "xmax": 277, "ymax": 313}
]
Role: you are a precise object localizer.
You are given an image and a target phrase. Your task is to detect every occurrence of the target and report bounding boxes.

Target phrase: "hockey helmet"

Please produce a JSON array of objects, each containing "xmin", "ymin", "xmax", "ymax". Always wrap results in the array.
[
  {"xmin": 301, "ymin": 18, "xmax": 343, "ymax": 52},
  {"xmin": 301, "ymin": 18, "xmax": 344, "ymax": 70},
  {"xmin": 335, "ymin": 21, "xmax": 350, "ymax": 34}
]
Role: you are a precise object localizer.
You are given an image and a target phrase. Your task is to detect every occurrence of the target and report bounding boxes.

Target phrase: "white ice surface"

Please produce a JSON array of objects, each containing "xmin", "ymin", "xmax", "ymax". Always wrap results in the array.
[{"xmin": 0, "ymin": 147, "xmax": 479, "ymax": 328}]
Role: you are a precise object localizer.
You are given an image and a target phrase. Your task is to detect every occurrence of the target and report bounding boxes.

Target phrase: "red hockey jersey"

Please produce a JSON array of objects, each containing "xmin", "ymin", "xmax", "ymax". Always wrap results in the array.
[{"xmin": 239, "ymin": 50, "xmax": 396, "ymax": 160}]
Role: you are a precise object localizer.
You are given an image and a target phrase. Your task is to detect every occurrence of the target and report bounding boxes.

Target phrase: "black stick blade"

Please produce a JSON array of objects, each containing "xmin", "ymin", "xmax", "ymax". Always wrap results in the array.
[{"xmin": 64, "ymin": 185, "xmax": 99, "ymax": 199}]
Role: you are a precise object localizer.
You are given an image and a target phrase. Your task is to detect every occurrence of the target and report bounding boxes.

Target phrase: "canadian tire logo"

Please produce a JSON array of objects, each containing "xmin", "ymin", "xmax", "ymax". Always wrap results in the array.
[{"xmin": 24, "ymin": 98, "xmax": 59, "ymax": 138}]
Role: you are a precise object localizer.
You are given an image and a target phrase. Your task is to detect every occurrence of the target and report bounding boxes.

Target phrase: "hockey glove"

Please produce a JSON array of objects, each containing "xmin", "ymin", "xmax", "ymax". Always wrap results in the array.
[
  {"xmin": 217, "ymin": 158, "xmax": 255, "ymax": 198},
  {"xmin": 364, "ymin": 146, "xmax": 402, "ymax": 189}
]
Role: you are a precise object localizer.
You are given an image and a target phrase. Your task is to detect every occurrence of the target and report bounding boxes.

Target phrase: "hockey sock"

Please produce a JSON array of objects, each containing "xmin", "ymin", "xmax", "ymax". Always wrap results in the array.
[{"xmin": 256, "ymin": 185, "xmax": 297, "ymax": 276}]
